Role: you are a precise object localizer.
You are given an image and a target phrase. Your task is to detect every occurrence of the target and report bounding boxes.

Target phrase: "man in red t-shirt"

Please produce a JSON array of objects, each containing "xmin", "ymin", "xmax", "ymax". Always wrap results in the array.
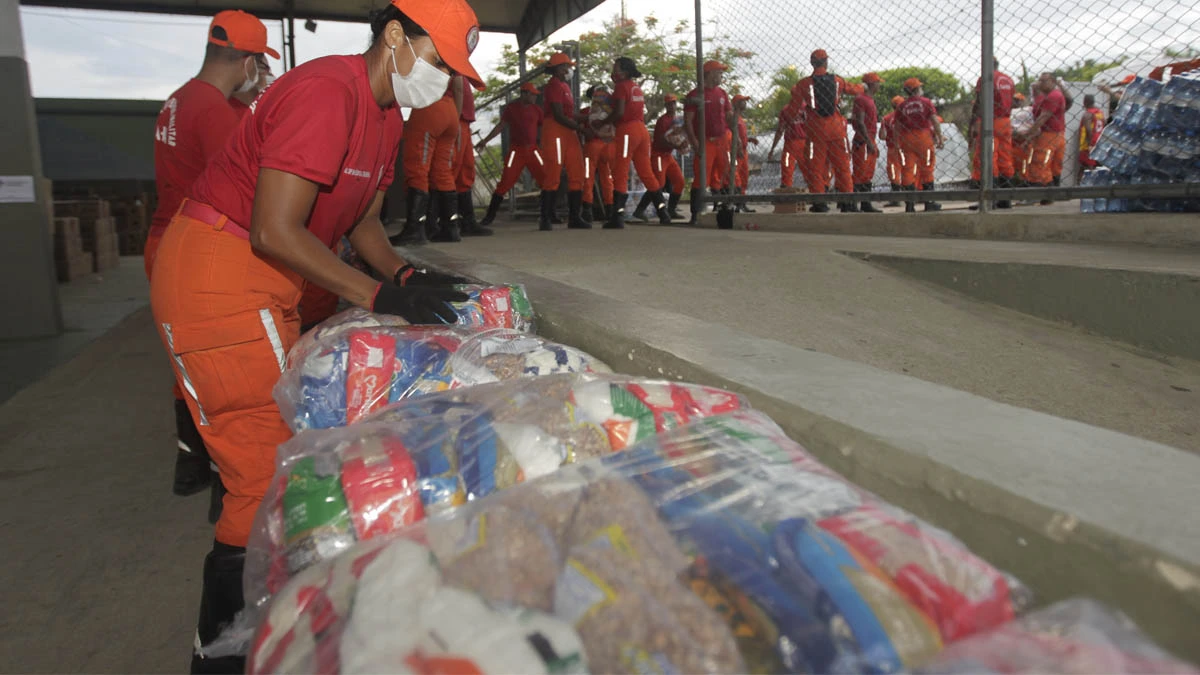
[
  {"xmin": 791, "ymin": 49, "xmax": 855, "ymax": 212},
  {"xmin": 684, "ymin": 60, "xmax": 735, "ymax": 224},
  {"xmin": 634, "ymin": 93, "xmax": 687, "ymax": 220},
  {"xmin": 969, "ymin": 60, "xmax": 1016, "ymax": 206},
  {"xmin": 1021, "ymin": 72, "xmax": 1071, "ymax": 199},
  {"xmin": 851, "ymin": 72, "xmax": 883, "ymax": 212},
  {"xmin": 767, "ymin": 101, "xmax": 807, "ymax": 190},
  {"xmin": 895, "ymin": 77, "xmax": 946, "ymax": 212},
  {"xmin": 147, "ymin": 9, "xmax": 278, "ymax": 503},
  {"xmin": 477, "ymin": 82, "xmax": 546, "ymax": 225}
]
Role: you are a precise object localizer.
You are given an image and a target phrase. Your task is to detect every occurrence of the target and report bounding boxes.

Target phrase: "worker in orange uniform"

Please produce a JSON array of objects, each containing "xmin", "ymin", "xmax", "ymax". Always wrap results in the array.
[
  {"xmin": 476, "ymin": 82, "xmax": 545, "ymax": 226},
  {"xmin": 149, "ymin": 1, "xmax": 481, "ymax": 669},
  {"xmin": 1011, "ymin": 92, "xmax": 1033, "ymax": 185},
  {"xmin": 791, "ymin": 49, "xmax": 856, "ymax": 212},
  {"xmin": 730, "ymin": 94, "xmax": 759, "ymax": 212},
  {"xmin": 968, "ymin": 60, "xmax": 1016, "ymax": 208},
  {"xmin": 148, "ymin": 10, "xmax": 277, "ymax": 502},
  {"xmin": 895, "ymin": 77, "xmax": 946, "ymax": 212},
  {"xmin": 598, "ymin": 57, "xmax": 671, "ymax": 228},
  {"xmin": 634, "ymin": 93, "xmax": 687, "ymax": 221},
  {"xmin": 391, "ymin": 78, "xmax": 463, "ymax": 244},
  {"xmin": 538, "ymin": 52, "xmax": 590, "ymax": 230},
  {"xmin": 1020, "ymin": 72, "xmax": 1071, "ymax": 204},
  {"xmin": 684, "ymin": 60, "xmax": 734, "ymax": 225},
  {"xmin": 851, "ymin": 72, "xmax": 884, "ymax": 212},
  {"xmin": 1078, "ymin": 93, "xmax": 1105, "ymax": 170},
  {"xmin": 877, "ymin": 95, "xmax": 905, "ymax": 205},
  {"xmin": 580, "ymin": 84, "xmax": 615, "ymax": 223},
  {"xmin": 767, "ymin": 99, "xmax": 807, "ymax": 191},
  {"xmin": 450, "ymin": 75, "xmax": 491, "ymax": 236}
]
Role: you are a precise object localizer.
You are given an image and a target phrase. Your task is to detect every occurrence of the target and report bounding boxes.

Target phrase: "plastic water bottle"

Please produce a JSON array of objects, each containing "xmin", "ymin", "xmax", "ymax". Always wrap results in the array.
[
  {"xmin": 1092, "ymin": 167, "xmax": 1110, "ymax": 213},
  {"xmin": 1080, "ymin": 170, "xmax": 1095, "ymax": 213},
  {"xmin": 1180, "ymin": 75, "xmax": 1200, "ymax": 130}
]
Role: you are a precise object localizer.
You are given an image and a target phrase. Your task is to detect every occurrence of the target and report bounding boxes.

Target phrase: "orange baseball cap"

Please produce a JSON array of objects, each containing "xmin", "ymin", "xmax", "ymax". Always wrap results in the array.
[
  {"xmin": 811, "ymin": 49, "xmax": 828, "ymax": 61},
  {"xmin": 546, "ymin": 52, "xmax": 575, "ymax": 68},
  {"xmin": 703, "ymin": 60, "xmax": 728, "ymax": 72},
  {"xmin": 904, "ymin": 77, "xmax": 922, "ymax": 90},
  {"xmin": 863, "ymin": 72, "xmax": 882, "ymax": 84},
  {"xmin": 520, "ymin": 82, "xmax": 539, "ymax": 94},
  {"xmin": 891, "ymin": 95, "xmax": 905, "ymax": 106},
  {"xmin": 663, "ymin": 93, "xmax": 678, "ymax": 103},
  {"xmin": 391, "ymin": 0, "xmax": 485, "ymax": 89},
  {"xmin": 209, "ymin": 10, "xmax": 279, "ymax": 59},
  {"xmin": 1013, "ymin": 92, "xmax": 1027, "ymax": 101},
  {"xmin": 733, "ymin": 94, "xmax": 751, "ymax": 102},
  {"xmin": 847, "ymin": 83, "xmax": 865, "ymax": 96}
]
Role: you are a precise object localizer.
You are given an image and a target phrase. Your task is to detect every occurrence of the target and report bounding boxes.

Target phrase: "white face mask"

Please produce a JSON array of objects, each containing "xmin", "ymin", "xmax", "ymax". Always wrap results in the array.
[
  {"xmin": 390, "ymin": 40, "xmax": 450, "ymax": 109},
  {"xmin": 235, "ymin": 57, "xmax": 259, "ymax": 95}
]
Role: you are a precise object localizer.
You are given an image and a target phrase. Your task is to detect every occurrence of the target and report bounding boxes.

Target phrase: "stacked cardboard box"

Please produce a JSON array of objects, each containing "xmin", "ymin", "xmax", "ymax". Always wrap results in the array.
[
  {"xmin": 772, "ymin": 186, "xmax": 804, "ymax": 214},
  {"xmin": 113, "ymin": 195, "xmax": 150, "ymax": 256},
  {"xmin": 88, "ymin": 216, "xmax": 121, "ymax": 272},
  {"xmin": 52, "ymin": 216, "xmax": 93, "ymax": 281}
]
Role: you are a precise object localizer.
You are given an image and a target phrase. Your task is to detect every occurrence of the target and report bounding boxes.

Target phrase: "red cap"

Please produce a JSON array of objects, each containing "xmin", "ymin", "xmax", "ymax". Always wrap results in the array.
[
  {"xmin": 663, "ymin": 93, "xmax": 678, "ymax": 103},
  {"xmin": 847, "ymin": 83, "xmax": 865, "ymax": 96},
  {"xmin": 209, "ymin": 10, "xmax": 279, "ymax": 59},
  {"xmin": 904, "ymin": 77, "xmax": 922, "ymax": 90},
  {"xmin": 520, "ymin": 82, "xmax": 539, "ymax": 94},
  {"xmin": 1119, "ymin": 73, "xmax": 1136, "ymax": 85},
  {"xmin": 863, "ymin": 72, "xmax": 882, "ymax": 84},
  {"xmin": 891, "ymin": 95, "xmax": 905, "ymax": 106},
  {"xmin": 811, "ymin": 49, "xmax": 828, "ymax": 61},
  {"xmin": 1013, "ymin": 92, "xmax": 1027, "ymax": 101},
  {"xmin": 733, "ymin": 94, "xmax": 751, "ymax": 103},
  {"xmin": 391, "ymin": 0, "xmax": 485, "ymax": 90},
  {"xmin": 703, "ymin": 60, "xmax": 728, "ymax": 73},
  {"xmin": 547, "ymin": 52, "xmax": 575, "ymax": 68}
]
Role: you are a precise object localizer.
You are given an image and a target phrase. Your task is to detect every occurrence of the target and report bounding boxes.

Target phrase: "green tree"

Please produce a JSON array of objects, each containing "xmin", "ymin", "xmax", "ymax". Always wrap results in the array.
[
  {"xmin": 742, "ymin": 65, "xmax": 800, "ymax": 136},
  {"xmin": 867, "ymin": 67, "xmax": 966, "ymax": 109}
]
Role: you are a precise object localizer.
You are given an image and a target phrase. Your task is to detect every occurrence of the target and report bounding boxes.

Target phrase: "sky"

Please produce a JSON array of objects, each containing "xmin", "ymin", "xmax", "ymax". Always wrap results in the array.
[{"xmin": 17, "ymin": 0, "xmax": 1199, "ymax": 102}]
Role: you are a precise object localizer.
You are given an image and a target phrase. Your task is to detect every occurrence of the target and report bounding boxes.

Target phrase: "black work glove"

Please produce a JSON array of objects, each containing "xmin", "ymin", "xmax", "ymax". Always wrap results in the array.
[
  {"xmin": 371, "ymin": 283, "xmax": 468, "ymax": 325},
  {"xmin": 394, "ymin": 264, "xmax": 472, "ymax": 288}
]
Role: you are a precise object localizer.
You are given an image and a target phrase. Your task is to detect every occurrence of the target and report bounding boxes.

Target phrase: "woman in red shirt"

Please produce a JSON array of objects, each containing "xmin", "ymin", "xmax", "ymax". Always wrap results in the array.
[
  {"xmin": 149, "ymin": 1, "xmax": 483, "ymax": 670},
  {"xmin": 603, "ymin": 57, "xmax": 671, "ymax": 228}
]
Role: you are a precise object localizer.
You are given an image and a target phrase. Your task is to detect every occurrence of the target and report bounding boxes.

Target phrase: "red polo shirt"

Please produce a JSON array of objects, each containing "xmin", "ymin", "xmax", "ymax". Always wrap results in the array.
[
  {"xmin": 852, "ymin": 92, "xmax": 879, "ymax": 141},
  {"xmin": 542, "ymin": 78, "xmax": 574, "ymax": 119},
  {"xmin": 974, "ymin": 71, "xmax": 1015, "ymax": 119},
  {"xmin": 1034, "ymin": 89, "xmax": 1067, "ymax": 132},
  {"xmin": 502, "ymin": 100, "xmax": 543, "ymax": 146},
  {"xmin": 896, "ymin": 95, "xmax": 939, "ymax": 131},
  {"xmin": 611, "ymin": 78, "xmax": 646, "ymax": 124},
  {"xmin": 684, "ymin": 85, "xmax": 731, "ymax": 140}
]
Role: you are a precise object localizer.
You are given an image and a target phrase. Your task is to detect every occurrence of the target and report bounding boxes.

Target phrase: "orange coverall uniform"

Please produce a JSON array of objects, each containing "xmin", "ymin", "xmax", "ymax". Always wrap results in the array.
[
  {"xmin": 970, "ymin": 71, "xmax": 1016, "ymax": 181},
  {"xmin": 404, "ymin": 94, "xmax": 458, "ymax": 193},
  {"xmin": 851, "ymin": 92, "xmax": 880, "ymax": 185},
  {"xmin": 878, "ymin": 112, "xmax": 904, "ymax": 186},
  {"xmin": 1026, "ymin": 89, "xmax": 1067, "ymax": 185},
  {"xmin": 792, "ymin": 69, "xmax": 853, "ymax": 194},
  {"xmin": 580, "ymin": 103, "xmax": 615, "ymax": 207},
  {"xmin": 777, "ymin": 103, "xmax": 808, "ymax": 188},
  {"xmin": 733, "ymin": 117, "xmax": 750, "ymax": 190},
  {"xmin": 895, "ymin": 95, "xmax": 940, "ymax": 187},
  {"xmin": 452, "ymin": 78, "xmax": 476, "ymax": 192},
  {"xmin": 610, "ymin": 78, "xmax": 662, "ymax": 194},
  {"xmin": 493, "ymin": 100, "xmax": 546, "ymax": 194},
  {"xmin": 151, "ymin": 55, "xmax": 404, "ymax": 548},
  {"xmin": 650, "ymin": 112, "xmax": 685, "ymax": 194},
  {"xmin": 539, "ymin": 77, "xmax": 584, "ymax": 192},
  {"xmin": 684, "ymin": 85, "xmax": 732, "ymax": 190}
]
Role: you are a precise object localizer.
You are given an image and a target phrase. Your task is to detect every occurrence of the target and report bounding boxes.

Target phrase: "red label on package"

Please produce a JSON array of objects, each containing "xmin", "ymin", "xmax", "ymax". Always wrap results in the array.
[
  {"xmin": 345, "ymin": 330, "xmax": 398, "ymax": 424},
  {"xmin": 340, "ymin": 437, "xmax": 424, "ymax": 539},
  {"xmin": 477, "ymin": 287, "xmax": 514, "ymax": 329}
]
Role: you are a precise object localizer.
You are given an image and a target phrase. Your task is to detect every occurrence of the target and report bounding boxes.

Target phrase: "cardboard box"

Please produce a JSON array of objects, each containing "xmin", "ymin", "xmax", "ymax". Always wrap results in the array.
[
  {"xmin": 56, "ymin": 250, "xmax": 94, "ymax": 282},
  {"xmin": 772, "ymin": 187, "xmax": 804, "ymax": 215}
]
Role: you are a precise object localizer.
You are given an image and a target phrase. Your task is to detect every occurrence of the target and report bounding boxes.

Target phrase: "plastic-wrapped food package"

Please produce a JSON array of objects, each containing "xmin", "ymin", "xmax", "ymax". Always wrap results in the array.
[
  {"xmin": 248, "ymin": 374, "xmax": 748, "ymax": 611},
  {"xmin": 276, "ymin": 327, "xmax": 613, "ymax": 432},
  {"xmin": 248, "ymin": 409, "xmax": 1028, "ymax": 675},
  {"xmin": 917, "ymin": 598, "xmax": 1198, "ymax": 674}
]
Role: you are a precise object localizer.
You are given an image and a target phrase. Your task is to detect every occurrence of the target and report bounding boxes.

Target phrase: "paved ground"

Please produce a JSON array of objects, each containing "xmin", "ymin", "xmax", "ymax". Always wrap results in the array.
[{"xmin": 416, "ymin": 223, "xmax": 1200, "ymax": 453}]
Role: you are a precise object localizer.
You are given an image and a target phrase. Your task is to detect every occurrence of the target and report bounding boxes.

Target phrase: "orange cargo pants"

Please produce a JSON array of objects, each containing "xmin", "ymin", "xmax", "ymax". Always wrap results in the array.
[
  {"xmin": 735, "ymin": 146, "xmax": 749, "ymax": 190},
  {"xmin": 404, "ymin": 98, "xmax": 459, "ymax": 193},
  {"xmin": 851, "ymin": 141, "xmax": 879, "ymax": 185},
  {"xmin": 779, "ymin": 138, "xmax": 807, "ymax": 188},
  {"xmin": 886, "ymin": 146, "xmax": 905, "ymax": 185},
  {"xmin": 1025, "ymin": 131, "xmax": 1065, "ymax": 185},
  {"xmin": 651, "ymin": 151, "xmax": 685, "ymax": 194},
  {"xmin": 539, "ymin": 118, "xmax": 584, "ymax": 192},
  {"xmin": 692, "ymin": 135, "xmax": 731, "ymax": 190},
  {"xmin": 453, "ymin": 120, "xmax": 476, "ymax": 192},
  {"xmin": 801, "ymin": 115, "xmax": 853, "ymax": 193},
  {"xmin": 583, "ymin": 138, "xmax": 614, "ymax": 206},
  {"xmin": 971, "ymin": 116, "xmax": 1014, "ymax": 181},
  {"xmin": 612, "ymin": 121, "xmax": 662, "ymax": 194},
  {"xmin": 494, "ymin": 144, "xmax": 546, "ymax": 195},
  {"xmin": 150, "ymin": 204, "xmax": 301, "ymax": 547},
  {"xmin": 898, "ymin": 128, "xmax": 937, "ymax": 187},
  {"xmin": 145, "ymin": 228, "xmax": 184, "ymax": 401}
]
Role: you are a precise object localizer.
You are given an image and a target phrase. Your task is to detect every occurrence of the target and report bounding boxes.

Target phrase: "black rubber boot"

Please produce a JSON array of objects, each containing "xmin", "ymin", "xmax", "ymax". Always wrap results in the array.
[
  {"xmin": 479, "ymin": 193, "xmax": 503, "ymax": 227},
  {"xmin": 567, "ymin": 190, "xmax": 592, "ymax": 229},
  {"xmin": 810, "ymin": 200, "xmax": 831, "ymax": 213},
  {"xmin": 389, "ymin": 189, "xmax": 430, "ymax": 246},
  {"xmin": 885, "ymin": 183, "xmax": 903, "ymax": 207},
  {"xmin": 190, "ymin": 541, "xmax": 246, "ymax": 674},
  {"xmin": 424, "ymin": 192, "xmax": 438, "ymax": 238},
  {"xmin": 606, "ymin": 193, "xmax": 628, "ymax": 229},
  {"xmin": 859, "ymin": 184, "xmax": 883, "ymax": 213},
  {"xmin": 840, "ymin": 195, "xmax": 860, "ymax": 213},
  {"xmin": 173, "ymin": 399, "xmax": 213, "ymax": 497},
  {"xmin": 538, "ymin": 190, "xmax": 553, "ymax": 231},
  {"xmin": 580, "ymin": 202, "xmax": 594, "ymax": 223},
  {"xmin": 431, "ymin": 191, "xmax": 462, "ymax": 242},
  {"xmin": 631, "ymin": 191, "xmax": 654, "ymax": 223},
  {"xmin": 904, "ymin": 184, "xmax": 918, "ymax": 213},
  {"xmin": 735, "ymin": 187, "xmax": 756, "ymax": 213},
  {"xmin": 688, "ymin": 188, "xmax": 702, "ymax": 225},
  {"xmin": 922, "ymin": 182, "xmax": 942, "ymax": 211},
  {"xmin": 650, "ymin": 190, "xmax": 672, "ymax": 225},
  {"xmin": 458, "ymin": 192, "xmax": 492, "ymax": 236},
  {"xmin": 667, "ymin": 192, "xmax": 683, "ymax": 220},
  {"xmin": 996, "ymin": 176, "xmax": 1013, "ymax": 209},
  {"xmin": 551, "ymin": 183, "xmax": 566, "ymax": 224}
]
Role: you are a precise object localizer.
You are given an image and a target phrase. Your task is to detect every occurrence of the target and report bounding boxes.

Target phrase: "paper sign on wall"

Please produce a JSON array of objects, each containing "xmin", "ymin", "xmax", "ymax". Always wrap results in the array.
[{"xmin": 0, "ymin": 176, "xmax": 36, "ymax": 203}]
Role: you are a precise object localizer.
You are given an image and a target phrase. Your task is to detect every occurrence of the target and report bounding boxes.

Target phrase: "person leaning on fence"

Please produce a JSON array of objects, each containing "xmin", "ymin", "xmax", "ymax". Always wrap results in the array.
[
  {"xmin": 1020, "ymin": 72, "xmax": 1070, "ymax": 205},
  {"xmin": 580, "ymin": 85, "xmax": 616, "ymax": 223},
  {"xmin": 851, "ymin": 72, "xmax": 884, "ymax": 213},
  {"xmin": 731, "ymin": 94, "xmax": 759, "ymax": 212},
  {"xmin": 1078, "ymin": 94, "xmax": 1105, "ymax": 171},
  {"xmin": 476, "ymin": 82, "xmax": 546, "ymax": 227},
  {"xmin": 538, "ymin": 52, "xmax": 589, "ymax": 230},
  {"xmin": 791, "ymin": 49, "xmax": 856, "ymax": 213},
  {"xmin": 634, "ymin": 93, "xmax": 687, "ymax": 221},
  {"xmin": 968, "ymin": 59, "xmax": 1016, "ymax": 209},
  {"xmin": 878, "ymin": 95, "xmax": 905, "ymax": 205},
  {"xmin": 684, "ymin": 60, "xmax": 735, "ymax": 225},
  {"xmin": 895, "ymin": 77, "xmax": 945, "ymax": 212}
]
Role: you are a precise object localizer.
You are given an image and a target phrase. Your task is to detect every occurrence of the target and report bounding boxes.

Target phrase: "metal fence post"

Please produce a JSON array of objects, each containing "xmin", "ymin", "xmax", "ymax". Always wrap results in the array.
[
  {"xmin": 979, "ymin": 0, "xmax": 995, "ymax": 213},
  {"xmin": 694, "ymin": 0, "xmax": 707, "ymax": 211}
]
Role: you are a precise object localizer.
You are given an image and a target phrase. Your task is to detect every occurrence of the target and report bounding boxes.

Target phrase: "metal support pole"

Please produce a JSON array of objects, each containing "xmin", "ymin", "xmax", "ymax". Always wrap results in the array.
[
  {"xmin": 279, "ymin": 18, "xmax": 289, "ymax": 70},
  {"xmin": 979, "ymin": 0, "xmax": 995, "ymax": 213},
  {"xmin": 512, "ymin": 49, "xmax": 528, "ymax": 218},
  {"xmin": 693, "ymin": 0, "xmax": 707, "ymax": 207}
]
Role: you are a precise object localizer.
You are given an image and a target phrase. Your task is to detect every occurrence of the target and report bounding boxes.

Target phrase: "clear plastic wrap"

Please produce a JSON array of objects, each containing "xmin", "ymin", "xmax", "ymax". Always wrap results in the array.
[
  {"xmin": 275, "ymin": 326, "xmax": 612, "ymax": 432},
  {"xmin": 248, "ymin": 410, "xmax": 1030, "ymax": 675},
  {"xmin": 248, "ymin": 374, "xmax": 749, "ymax": 611},
  {"xmin": 917, "ymin": 598, "xmax": 1198, "ymax": 674}
]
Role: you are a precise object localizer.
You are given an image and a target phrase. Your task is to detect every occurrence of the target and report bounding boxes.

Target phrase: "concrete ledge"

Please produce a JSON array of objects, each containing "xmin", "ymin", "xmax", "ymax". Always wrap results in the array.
[
  {"xmin": 683, "ymin": 210, "xmax": 1200, "ymax": 248},
  {"xmin": 843, "ymin": 252, "xmax": 1200, "ymax": 362},
  {"xmin": 410, "ymin": 247, "xmax": 1200, "ymax": 662}
]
